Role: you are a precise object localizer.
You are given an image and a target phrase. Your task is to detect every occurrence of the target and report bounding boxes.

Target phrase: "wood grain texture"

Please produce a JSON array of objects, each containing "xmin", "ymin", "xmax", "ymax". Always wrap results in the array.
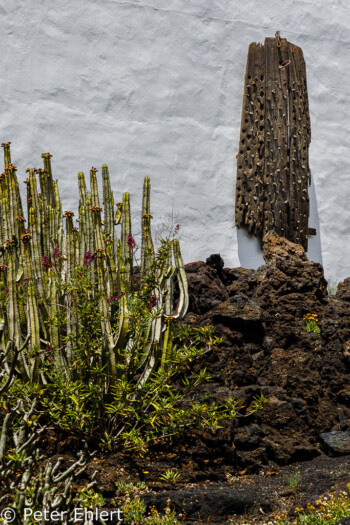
[{"xmin": 235, "ymin": 36, "xmax": 311, "ymax": 250}]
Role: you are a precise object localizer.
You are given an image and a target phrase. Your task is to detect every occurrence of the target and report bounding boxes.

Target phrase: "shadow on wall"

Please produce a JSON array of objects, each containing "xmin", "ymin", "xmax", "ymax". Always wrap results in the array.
[{"xmin": 237, "ymin": 177, "xmax": 323, "ymax": 269}]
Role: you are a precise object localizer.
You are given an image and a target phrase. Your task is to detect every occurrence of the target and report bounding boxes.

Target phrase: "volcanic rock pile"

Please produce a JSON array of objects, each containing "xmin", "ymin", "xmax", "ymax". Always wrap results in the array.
[{"xmin": 184, "ymin": 232, "xmax": 350, "ymax": 471}]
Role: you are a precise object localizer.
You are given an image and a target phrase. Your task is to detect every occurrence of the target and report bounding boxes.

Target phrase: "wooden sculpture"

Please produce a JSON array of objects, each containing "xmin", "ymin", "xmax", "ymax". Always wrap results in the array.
[{"xmin": 235, "ymin": 32, "xmax": 313, "ymax": 250}]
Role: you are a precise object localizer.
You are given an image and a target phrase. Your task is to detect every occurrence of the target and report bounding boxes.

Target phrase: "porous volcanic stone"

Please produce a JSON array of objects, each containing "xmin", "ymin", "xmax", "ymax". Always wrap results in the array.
[
  {"xmin": 181, "ymin": 233, "xmax": 350, "ymax": 471},
  {"xmin": 262, "ymin": 231, "xmax": 308, "ymax": 264},
  {"xmin": 142, "ymin": 486, "xmax": 268, "ymax": 523},
  {"xmin": 320, "ymin": 431, "xmax": 350, "ymax": 455}
]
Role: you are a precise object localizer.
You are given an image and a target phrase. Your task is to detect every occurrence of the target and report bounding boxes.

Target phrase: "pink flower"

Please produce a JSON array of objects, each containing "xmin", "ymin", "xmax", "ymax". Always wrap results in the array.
[
  {"xmin": 42, "ymin": 255, "xmax": 53, "ymax": 269},
  {"xmin": 83, "ymin": 251, "xmax": 94, "ymax": 267},
  {"xmin": 127, "ymin": 234, "xmax": 136, "ymax": 249},
  {"xmin": 45, "ymin": 343, "xmax": 54, "ymax": 363},
  {"xmin": 107, "ymin": 295, "xmax": 116, "ymax": 305},
  {"xmin": 147, "ymin": 295, "xmax": 158, "ymax": 310},
  {"xmin": 53, "ymin": 247, "xmax": 61, "ymax": 259}
]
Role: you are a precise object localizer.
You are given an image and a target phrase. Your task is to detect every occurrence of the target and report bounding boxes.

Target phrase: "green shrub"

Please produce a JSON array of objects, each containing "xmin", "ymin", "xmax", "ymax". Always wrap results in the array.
[{"xmin": 0, "ymin": 143, "xmax": 244, "ymax": 453}]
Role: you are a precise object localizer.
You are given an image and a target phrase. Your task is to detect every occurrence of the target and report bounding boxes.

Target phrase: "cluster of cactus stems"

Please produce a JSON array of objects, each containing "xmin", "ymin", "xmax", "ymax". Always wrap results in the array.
[
  {"xmin": 0, "ymin": 142, "xmax": 188, "ymax": 389},
  {"xmin": 0, "ymin": 400, "xmax": 102, "ymax": 525}
]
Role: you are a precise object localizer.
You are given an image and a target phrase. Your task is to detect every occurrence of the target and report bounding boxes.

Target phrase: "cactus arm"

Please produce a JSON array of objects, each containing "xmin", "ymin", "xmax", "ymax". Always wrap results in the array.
[
  {"xmin": 95, "ymin": 252, "xmax": 116, "ymax": 383},
  {"xmin": 115, "ymin": 202, "xmax": 122, "ymax": 225},
  {"xmin": 27, "ymin": 173, "xmax": 49, "ymax": 336},
  {"xmin": 102, "ymin": 164, "xmax": 117, "ymax": 260},
  {"xmin": 160, "ymin": 319, "xmax": 174, "ymax": 371},
  {"xmin": 141, "ymin": 177, "xmax": 154, "ymax": 272},
  {"xmin": 0, "ymin": 268, "xmax": 8, "ymax": 345},
  {"xmin": 38, "ymin": 168, "xmax": 51, "ymax": 255},
  {"xmin": 78, "ymin": 205, "xmax": 87, "ymax": 264},
  {"xmin": 136, "ymin": 288, "xmax": 162, "ymax": 371},
  {"xmin": 46, "ymin": 269, "xmax": 63, "ymax": 371},
  {"xmin": 1, "ymin": 141, "xmax": 11, "ymax": 168},
  {"xmin": 41, "ymin": 152, "xmax": 55, "ymax": 208},
  {"xmin": 90, "ymin": 167, "xmax": 100, "ymax": 207},
  {"xmin": 63, "ymin": 212, "xmax": 76, "ymax": 367},
  {"xmin": 5, "ymin": 241, "xmax": 21, "ymax": 350},
  {"xmin": 113, "ymin": 265, "xmax": 130, "ymax": 364},
  {"xmin": 105, "ymin": 239, "xmax": 117, "ymax": 282},
  {"xmin": 28, "ymin": 208, "xmax": 48, "ymax": 341},
  {"xmin": 72, "ymin": 227, "xmax": 79, "ymax": 268},
  {"xmin": 52, "ymin": 179, "xmax": 64, "ymax": 258},
  {"xmin": 135, "ymin": 288, "xmax": 163, "ymax": 388},
  {"xmin": 78, "ymin": 173, "xmax": 88, "ymax": 263},
  {"xmin": 104, "ymin": 239, "xmax": 117, "ymax": 298},
  {"xmin": 20, "ymin": 236, "xmax": 41, "ymax": 383},
  {"xmin": 1, "ymin": 197, "xmax": 9, "ymax": 247},
  {"xmin": 78, "ymin": 171, "xmax": 88, "ymax": 208},
  {"xmin": 91, "ymin": 206, "xmax": 104, "ymax": 253},
  {"xmin": 27, "ymin": 279, "xmax": 41, "ymax": 384},
  {"xmin": 28, "ymin": 169, "xmax": 42, "ymax": 246},
  {"xmin": 85, "ymin": 196, "xmax": 94, "ymax": 255},
  {"xmin": 120, "ymin": 192, "xmax": 132, "ymax": 282},
  {"xmin": 102, "ymin": 165, "xmax": 115, "ymax": 241},
  {"xmin": 7, "ymin": 165, "xmax": 24, "ymax": 229},
  {"xmin": 163, "ymin": 261, "xmax": 175, "ymax": 317},
  {"xmin": 63, "ymin": 212, "xmax": 75, "ymax": 280},
  {"xmin": 172, "ymin": 239, "xmax": 189, "ymax": 319},
  {"xmin": 135, "ymin": 340, "xmax": 160, "ymax": 389}
]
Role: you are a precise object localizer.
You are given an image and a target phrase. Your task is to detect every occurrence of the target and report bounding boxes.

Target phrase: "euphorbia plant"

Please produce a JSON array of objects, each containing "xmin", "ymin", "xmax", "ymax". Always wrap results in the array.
[{"xmin": 0, "ymin": 143, "xmax": 188, "ymax": 391}]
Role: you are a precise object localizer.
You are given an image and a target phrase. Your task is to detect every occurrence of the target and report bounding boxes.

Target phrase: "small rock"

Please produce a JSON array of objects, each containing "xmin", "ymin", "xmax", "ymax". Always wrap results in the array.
[
  {"xmin": 185, "ymin": 261, "xmax": 229, "ymax": 315},
  {"xmin": 222, "ymin": 266, "xmax": 252, "ymax": 286},
  {"xmin": 206, "ymin": 253, "xmax": 224, "ymax": 272},
  {"xmin": 262, "ymin": 231, "xmax": 308, "ymax": 264},
  {"xmin": 234, "ymin": 424, "xmax": 264, "ymax": 451},
  {"xmin": 206, "ymin": 295, "xmax": 264, "ymax": 343},
  {"xmin": 336, "ymin": 277, "xmax": 350, "ymax": 301},
  {"xmin": 320, "ymin": 431, "xmax": 350, "ymax": 455}
]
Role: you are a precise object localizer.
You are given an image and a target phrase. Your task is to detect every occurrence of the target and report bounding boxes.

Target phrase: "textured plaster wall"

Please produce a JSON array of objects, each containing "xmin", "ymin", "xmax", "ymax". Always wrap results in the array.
[{"xmin": 1, "ymin": 0, "xmax": 350, "ymax": 281}]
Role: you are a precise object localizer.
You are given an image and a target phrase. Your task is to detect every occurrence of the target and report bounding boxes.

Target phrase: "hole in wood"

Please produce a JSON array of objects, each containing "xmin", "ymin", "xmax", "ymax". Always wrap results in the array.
[{"xmin": 278, "ymin": 59, "xmax": 291, "ymax": 70}]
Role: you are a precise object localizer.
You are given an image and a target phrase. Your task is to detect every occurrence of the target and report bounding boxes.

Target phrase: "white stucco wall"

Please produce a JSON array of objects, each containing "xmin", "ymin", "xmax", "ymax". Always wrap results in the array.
[{"xmin": 1, "ymin": 0, "xmax": 350, "ymax": 282}]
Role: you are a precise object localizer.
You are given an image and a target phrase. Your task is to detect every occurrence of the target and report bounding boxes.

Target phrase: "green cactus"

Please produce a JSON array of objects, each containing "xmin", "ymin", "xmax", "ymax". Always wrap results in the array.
[
  {"xmin": 141, "ymin": 177, "xmax": 154, "ymax": 272},
  {"xmin": 0, "ymin": 142, "xmax": 189, "ymax": 391}
]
